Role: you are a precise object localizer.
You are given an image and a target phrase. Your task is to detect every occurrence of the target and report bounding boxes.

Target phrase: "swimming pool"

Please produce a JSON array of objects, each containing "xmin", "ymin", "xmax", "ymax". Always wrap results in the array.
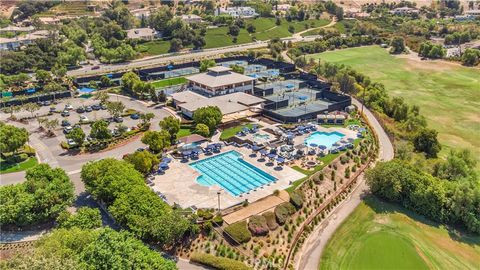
[
  {"xmin": 190, "ymin": 151, "xmax": 276, "ymax": 196},
  {"xmin": 305, "ymin": 131, "xmax": 345, "ymax": 148}
]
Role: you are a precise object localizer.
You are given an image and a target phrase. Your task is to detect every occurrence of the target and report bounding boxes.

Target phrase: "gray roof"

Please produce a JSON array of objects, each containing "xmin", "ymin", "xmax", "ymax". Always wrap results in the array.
[
  {"xmin": 186, "ymin": 70, "xmax": 255, "ymax": 88},
  {"xmin": 127, "ymin": 28, "xmax": 156, "ymax": 39},
  {"xmin": 171, "ymin": 91, "xmax": 206, "ymax": 104},
  {"xmin": 208, "ymin": 66, "xmax": 231, "ymax": 72},
  {"xmin": 178, "ymin": 91, "xmax": 265, "ymax": 115}
]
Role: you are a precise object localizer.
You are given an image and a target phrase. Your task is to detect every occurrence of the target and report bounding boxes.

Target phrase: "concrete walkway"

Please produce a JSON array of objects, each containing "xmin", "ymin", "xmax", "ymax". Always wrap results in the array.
[{"xmin": 296, "ymin": 98, "xmax": 394, "ymax": 270}]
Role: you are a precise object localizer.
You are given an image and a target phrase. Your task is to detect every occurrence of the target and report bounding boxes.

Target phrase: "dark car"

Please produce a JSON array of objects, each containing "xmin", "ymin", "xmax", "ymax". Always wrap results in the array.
[
  {"xmin": 92, "ymin": 104, "xmax": 101, "ymax": 110},
  {"xmin": 114, "ymin": 116, "xmax": 123, "ymax": 123},
  {"xmin": 85, "ymin": 106, "xmax": 93, "ymax": 112},
  {"xmin": 76, "ymin": 107, "xmax": 85, "ymax": 113},
  {"xmin": 61, "ymin": 110, "xmax": 70, "ymax": 117},
  {"xmin": 130, "ymin": 113, "xmax": 139, "ymax": 120},
  {"xmin": 61, "ymin": 120, "xmax": 71, "ymax": 127},
  {"xmin": 49, "ymin": 107, "xmax": 56, "ymax": 113},
  {"xmin": 91, "ymin": 66, "xmax": 100, "ymax": 70}
]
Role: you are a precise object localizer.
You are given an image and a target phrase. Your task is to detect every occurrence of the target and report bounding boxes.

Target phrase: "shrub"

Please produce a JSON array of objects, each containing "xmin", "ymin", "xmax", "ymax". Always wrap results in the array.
[
  {"xmin": 248, "ymin": 215, "xmax": 269, "ymax": 236},
  {"xmin": 190, "ymin": 253, "xmax": 251, "ymax": 270},
  {"xmin": 224, "ymin": 221, "xmax": 251, "ymax": 244},
  {"xmin": 274, "ymin": 202, "xmax": 296, "ymax": 225},
  {"xmin": 197, "ymin": 209, "xmax": 214, "ymax": 220},
  {"xmin": 212, "ymin": 215, "xmax": 224, "ymax": 226},
  {"xmin": 22, "ymin": 145, "xmax": 36, "ymax": 156},
  {"xmin": 262, "ymin": 211, "xmax": 278, "ymax": 231},
  {"xmin": 289, "ymin": 190, "xmax": 304, "ymax": 209}
]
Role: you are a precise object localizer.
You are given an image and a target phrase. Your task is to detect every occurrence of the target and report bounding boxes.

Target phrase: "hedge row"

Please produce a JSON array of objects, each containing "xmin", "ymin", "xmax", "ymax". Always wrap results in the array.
[
  {"xmin": 224, "ymin": 221, "xmax": 251, "ymax": 243},
  {"xmin": 274, "ymin": 202, "xmax": 296, "ymax": 225},
  {"xmin": 289, "ymin": 190, "xmax": 304, "ymax": 209},
  {"xmin": 262, "ymin": 211, "xmax": 279, "ymax": 230},
  {"xmin": 190, "ymin": 253, "xmax": 251, "ymax": 270},
  {"xmin": 247, "ymin": 215, "xmax": 269, "ymax": 236}
]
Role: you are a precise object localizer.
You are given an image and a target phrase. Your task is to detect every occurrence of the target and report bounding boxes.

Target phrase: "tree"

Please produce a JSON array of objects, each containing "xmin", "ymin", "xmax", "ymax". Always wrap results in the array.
[
  {"xmin": 199, "ymin": 59, "xmax": 216, "ymax": 72},
  {"xmin": 140, "ymin": 112, "xmax": 155, "ymax": 125},
  {"xmin": 230, "ymin": 64, "xmax": 245, "ymax": 74},
  {"xmin": 148, "ymin": 6, "xmax": 173, "ymax": 32},
  {"xmin": 0, "ymin": 164, "xmax": 75, "ymax": 226},
  {"xmin": 90, "ymin": 120, "xmax": 111, "ymax": 140},
  {"xmin": 247, "ymin": 24, "xmax": 256, "ymax": 33},
  {"xmin": 141, "ymin": 130, "xmax": 171, "ymax": 153},
  {"xmin": 66, "ymin": 127, "xmax": 86, "ymax": 146},
  {"xmin": 0, "ymin": 124, "xmax": 28, "ymax": 154},
  {"xmin": 159, "ymin": 116, "xmax": 180, "ymax": 142},
  {"xmin": 44, "ymin": 119, "xmax": 59, "ymax": 135},
  {"xmin": 195, "ymin": 124, "xmax": 210, "ymax": 137},
  {"xmin": 2, "ymin": 105, "xmax": 21, "ymax": 119},
  {"xmin": 124, "ymin": 150, "xmax": 159, "ymax": 175},
  {"xmin": 461, "ymin": 48, "xmax": 480, "ymax": 66},
  {"xmin": 335, "ymin": 6, "xmax": 344, "ymax": 20},
  {"xmin": 100, "ymin": 75, "xmax": 113, "ymax": 87},
  {"xmin": 57, "ymin": 207, "xmax": 102, "ymax": 229},
  {"xmin": 336, "ymin": 72, "xmax": 356, "ymax": 94},
  {"xmin": 193, "ymin": 106, "xmax": 222, "ymax": 132},
  {"xmin": 94, "ymin": 91, "xmax": 110, "ymax": 104},
  {"xmin": 121, "ymin": 71, "xmax": 140, "ymax": 92},
  {"xmin": 106, "ymin": 101, "xmax": 125, "ymax": 117},
  {"xmin": 413, "ymin": 128, "xmax": 441, "ymax": 158},
  {"xmin": 52, "ymin": 64, "xmax": 67, "ymax": 79},
  {"xmin": 228, "ymin": 25, "xmax": 240, "ymax": 37},
  {"xmin": 35, "ymin": 69, "xmax": 52, "ymax": 83},
  {"xmin": 288, "ymin": 25, "xmax": 295, "ymax": 33},
  {"xmin": 433, "ymin": 149, "xmax": 477, "ymax": 181},
  {"xmin": 23, "ymin": 102, "xmax": 40, "ymax": 118},
  {"xmin": 192, "ymin": 35, "xmax": 206, "ymax": 50},
  {"xmin": 390, "ymin": 36, "xmax": 405, "ymax": 54},
  {"xmin": 169, "ymin": 38, "xmax": 182, "ymax": 52}
]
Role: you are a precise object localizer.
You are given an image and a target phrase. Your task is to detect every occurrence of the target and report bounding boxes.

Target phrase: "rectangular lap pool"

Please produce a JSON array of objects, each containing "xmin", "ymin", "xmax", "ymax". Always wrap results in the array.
[
  {"xmin": 190, "ymin": 151, "xmax": 277, "ymax": 196},
  {"xmin": 305, "ymin": 131, "xmax": 345, "ymax": 148}
]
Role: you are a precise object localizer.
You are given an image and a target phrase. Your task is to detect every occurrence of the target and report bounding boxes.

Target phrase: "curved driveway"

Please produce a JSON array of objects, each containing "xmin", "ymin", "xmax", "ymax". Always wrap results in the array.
[{"xmin": 296, "ymin": 98, "xmax": 394, "ymax": 270}]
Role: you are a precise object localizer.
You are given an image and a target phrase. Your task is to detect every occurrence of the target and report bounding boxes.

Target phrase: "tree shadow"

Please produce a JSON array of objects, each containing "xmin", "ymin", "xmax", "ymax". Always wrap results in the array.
[{"xmin": 363, "ymin": 195, "xmax": 480, "ymax": 246}]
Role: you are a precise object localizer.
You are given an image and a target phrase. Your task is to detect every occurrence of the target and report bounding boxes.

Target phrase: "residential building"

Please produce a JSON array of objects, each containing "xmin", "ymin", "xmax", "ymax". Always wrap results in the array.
[
  {"xmin": 465, "ymin": 9, "xmax": 480, "ymax": 17},
  {"xmin": 390, "ymin": 7, "xmax": 419, "ymax": 15},
  {"xmin": 126, "ymin": 28, "xmax": 157, "ymax": 40},
  {"xmin": 186, "ymin": 66, "xmax": 256, "ymax": 96},
  {"xmin": 0, "ymin": 30, "xmax": 51, "ymax": 51},
  {"xmin": 130, "ymin": 8, "xmax": 151, "ymax": 19},
  {"xmin": 215, "ymin": 7, "xmax": 258, "ymax": 18},
  {"xmin": 0, "ymin": 25, "xmax": 34, "ymax": 33},
  {"xmin": 179, "ymin": 14, "xmax": 202, "ymax": 24}
]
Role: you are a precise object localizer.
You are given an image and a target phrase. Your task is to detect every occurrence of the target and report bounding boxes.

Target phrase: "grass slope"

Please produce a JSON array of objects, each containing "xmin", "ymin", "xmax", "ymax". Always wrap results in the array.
[
  {"xmin": 320, "ymin": 196, "xmax": 480, "ymax": 270},
  {"xmin": 307, "ymin": 46, "xmax": 480, "ymax": 168},
  {"xmin": 151, "ymin": 77, "xmax": 187, "ymax": 88},
  {"xmin": 0, "ymin": 157, "xmax": 38, "ymax": 174}
]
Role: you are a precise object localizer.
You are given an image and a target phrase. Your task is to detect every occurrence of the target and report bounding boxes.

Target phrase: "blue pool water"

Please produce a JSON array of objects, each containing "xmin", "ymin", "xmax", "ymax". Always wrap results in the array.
[
  {"xmin": 304, "ymin": 131, "xmax": 345, "ymax": 148},
  {"xmin": 190, "ymin": 151, "xmax": 277, "ymax": 196}
]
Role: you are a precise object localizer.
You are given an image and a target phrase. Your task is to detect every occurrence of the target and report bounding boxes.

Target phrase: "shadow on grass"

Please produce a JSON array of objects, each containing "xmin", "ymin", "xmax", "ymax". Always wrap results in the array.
[{"xmin": 363, "ymin": 195, "xmax": 480, "ymax": 246}]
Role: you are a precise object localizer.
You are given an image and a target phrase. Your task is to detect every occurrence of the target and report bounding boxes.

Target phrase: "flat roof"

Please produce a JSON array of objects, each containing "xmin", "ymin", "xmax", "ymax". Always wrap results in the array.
[
  {"xmin": 171, "ymin": 91, "xmax": 207, "ymax": 104},
  {"xmin": 208, "ymin": 66, "xmax": 231, "ymax": 72},
  {"xmin": 178, "ymin": 91, "xmax": 264, "ymax": 115},
  {"xmin": 186, "ymin": 70, "xmax": 255, "ymax": 88}
]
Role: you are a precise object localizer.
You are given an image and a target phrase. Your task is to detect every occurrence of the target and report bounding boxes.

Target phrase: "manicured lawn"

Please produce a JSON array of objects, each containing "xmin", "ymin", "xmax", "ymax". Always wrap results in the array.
[
  {"xmin": 307, "ymin": 46, "xmax": 480, "ymax": 169},
  {"xmin": 319, "ymin": 196, "xmax": 480, "ymax": 270},
  {"xmin": 177, "ymin": 125, "xmax": 195, "ymax": 138},
  {"xmin": 204, "ymin": 27, "xmax": 252, "ymax": 49},
  {"xmin": 139, "ymin": 40, "xmax": 171, "ymax": 55},
  {"xmin": 253, "ymin": 18, "xmax": 329, "ymax": 41},
  {"xmin": 151, "ymin": 77, "xmax": 187, "ymax": 88},
  {"xmin": 219, "ymin": 124, "xmax": 255, "ymax": 140},
  {"xmin": 0, "ymin": 157, "xmax": 38, "ymax": 174}
]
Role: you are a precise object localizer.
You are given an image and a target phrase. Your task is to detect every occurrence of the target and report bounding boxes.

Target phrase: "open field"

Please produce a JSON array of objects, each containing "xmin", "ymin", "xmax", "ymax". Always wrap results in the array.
[
  {"xmin": 319, "ymin": 196, "xmax": 480, "ymax": 270},
  {"xmin": 307, "ymin": 46, "xmax": 480, "ymax": 167},
  {"xmin": 151, "ymin": 77, "xmax": 187, "ymax": 88}
]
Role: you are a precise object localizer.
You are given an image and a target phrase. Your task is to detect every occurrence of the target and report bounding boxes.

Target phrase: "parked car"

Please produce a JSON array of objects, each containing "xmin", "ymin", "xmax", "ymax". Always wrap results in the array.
[
  {"xmin": 37, "ymin": 101, "xmax": 44, "ymax": 106},
  {"xmin": 91, "ymin": 66, "xmax": 100, "ymax": 70},
  {"xmin": 44, "ymin": 100, "xmax": 51, "ymax": 106},
  {"xmin": 63, "ymin": 126, "xmax": 73, "ymax": 134},
  {"xmin": 76, "ymin": 107, "xmax": 85, "ymax": 113},
  {"xmin": 65, "ymin": 104, "xmax": 74, "ymax": 110},
  {"xmin": 61, "ymin": 120, "xmax": 70, "ymax": 127},
  {"xmin": 92, "ymin": 104, "xmax": 101, "ymax": 110},
  {"xmin": 130, "ymin": 113, "xmax": 139, "ymax": 120},
  {"xmin": 61, "ymin": 110, "xmax": 70, "ymax": 117},
  {"xmin": 85, "ymin": 106, "xmax": 93, "ymax": 112},
  {"xmin": 49, "ymin": 107, "xmax": 56, "ymax": 113},
  {"xmin": 114, "ymin": 116, "xmax": 123, "ymax": 123},
  {"xmin": 100, "ymin": 104, "xmax": 107, "ymax": 110},
  {"xmin": 80, "ymin": 115, "xmax": 89, "ymax": 122},
  {"xmin": 67, "ymin": 139, "xmax": 77, "ymax": 146}
]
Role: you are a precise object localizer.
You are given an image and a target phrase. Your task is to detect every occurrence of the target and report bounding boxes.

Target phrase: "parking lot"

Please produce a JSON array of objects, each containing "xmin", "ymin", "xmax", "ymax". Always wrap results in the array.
[{"xmin": 4, "ymin": 96, "xmax": 167, "ymax": 148}]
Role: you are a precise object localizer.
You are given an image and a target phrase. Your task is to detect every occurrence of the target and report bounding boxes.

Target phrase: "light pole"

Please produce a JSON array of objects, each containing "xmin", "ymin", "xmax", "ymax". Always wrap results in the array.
[{"xmin": 217, "ymin": 191, "xmax": 221, "ymax": 214}]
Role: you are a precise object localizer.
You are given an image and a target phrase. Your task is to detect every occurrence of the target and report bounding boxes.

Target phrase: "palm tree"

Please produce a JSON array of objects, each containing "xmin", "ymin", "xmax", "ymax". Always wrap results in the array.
[{"xmin": 45, "ymin": 119, "xmax": 59, "ymax": 137}]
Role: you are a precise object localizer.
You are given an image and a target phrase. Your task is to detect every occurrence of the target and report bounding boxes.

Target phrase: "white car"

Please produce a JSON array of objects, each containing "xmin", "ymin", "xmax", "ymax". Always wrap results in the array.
[
  {"xmin": 67, "ymin": 139, "xmax": 77, "ymax": 146},
  {"xmin": 80, "ymin": 115, "xmax": 89, "ymax": 122},
  {"xmin": 65, "ymin": 104, "xmax": 73, "ymax": 110}
]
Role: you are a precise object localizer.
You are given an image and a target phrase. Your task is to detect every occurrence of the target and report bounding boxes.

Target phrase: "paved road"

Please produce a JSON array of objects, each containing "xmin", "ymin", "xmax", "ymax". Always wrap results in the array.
[
  {"xmin": 296, "ymin": 98, "xmax": 394, "ymax": 270},
  {"xmin": 67, "ymin": 30, "xmax": 330, "ymax": 77}
]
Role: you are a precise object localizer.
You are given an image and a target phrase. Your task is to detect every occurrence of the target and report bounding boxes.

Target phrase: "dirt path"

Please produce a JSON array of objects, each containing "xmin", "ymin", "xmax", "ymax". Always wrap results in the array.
[{"xmin": 293, "ymin": 17, "xmax": 337, "ymax": 39}]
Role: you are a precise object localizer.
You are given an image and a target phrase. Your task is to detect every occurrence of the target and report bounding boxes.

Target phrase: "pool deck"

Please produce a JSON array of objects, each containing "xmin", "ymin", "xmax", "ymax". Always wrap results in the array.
[
  {"xmin": 292, "ymin": 126, "xmax": 357, "ymax": 147},
  {"xmin": 152, "ymin": 146, "xmax": 305, "ymax": 210}
]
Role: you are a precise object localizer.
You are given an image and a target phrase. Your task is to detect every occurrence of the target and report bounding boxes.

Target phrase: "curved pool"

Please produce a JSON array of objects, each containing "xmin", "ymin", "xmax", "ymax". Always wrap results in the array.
[{"xmin": 305, "ymin": 131, "xmax": 345, "ymax": 148}]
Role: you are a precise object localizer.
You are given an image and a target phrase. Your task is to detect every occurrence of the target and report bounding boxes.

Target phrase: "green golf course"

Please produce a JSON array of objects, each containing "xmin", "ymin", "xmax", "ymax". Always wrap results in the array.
[
  {"xmin": 307, "ymin": 46, "xmax": 480, "ymax": 168},
  {"xmin": 319, "ymin": 197, "xmax": 480, "ymax": 270}
]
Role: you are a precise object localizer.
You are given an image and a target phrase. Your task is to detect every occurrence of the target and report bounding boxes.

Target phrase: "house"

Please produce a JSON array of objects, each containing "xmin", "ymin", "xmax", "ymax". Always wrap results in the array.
[
  {"xmin": 215, "ymin": 7, "xmax": 258, "ymax": 18},
  {"xmin": 179, "ymin": 14, "xmax": 202, "ymax": 24},
  {"xmin": 465, "ymin": 10, "xmax": 480, "ymax": 17},
  {"xmin": 186, "ymin": 66, "xmax": 256, "ymax": 96},
  {"xmin": 126, "ymin": 28, "xmax": 157, "ymax": 40},
  {"xmin": 130, "ymin": 8, "xmax": 151, "ymax": 19},
  {"xmin": 390, "ymin": 7, "xmax": 419, "ymax": 15},
  {"xmin": 0, "ymin": 30, "xmax": 51, "ymax": 51}
]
